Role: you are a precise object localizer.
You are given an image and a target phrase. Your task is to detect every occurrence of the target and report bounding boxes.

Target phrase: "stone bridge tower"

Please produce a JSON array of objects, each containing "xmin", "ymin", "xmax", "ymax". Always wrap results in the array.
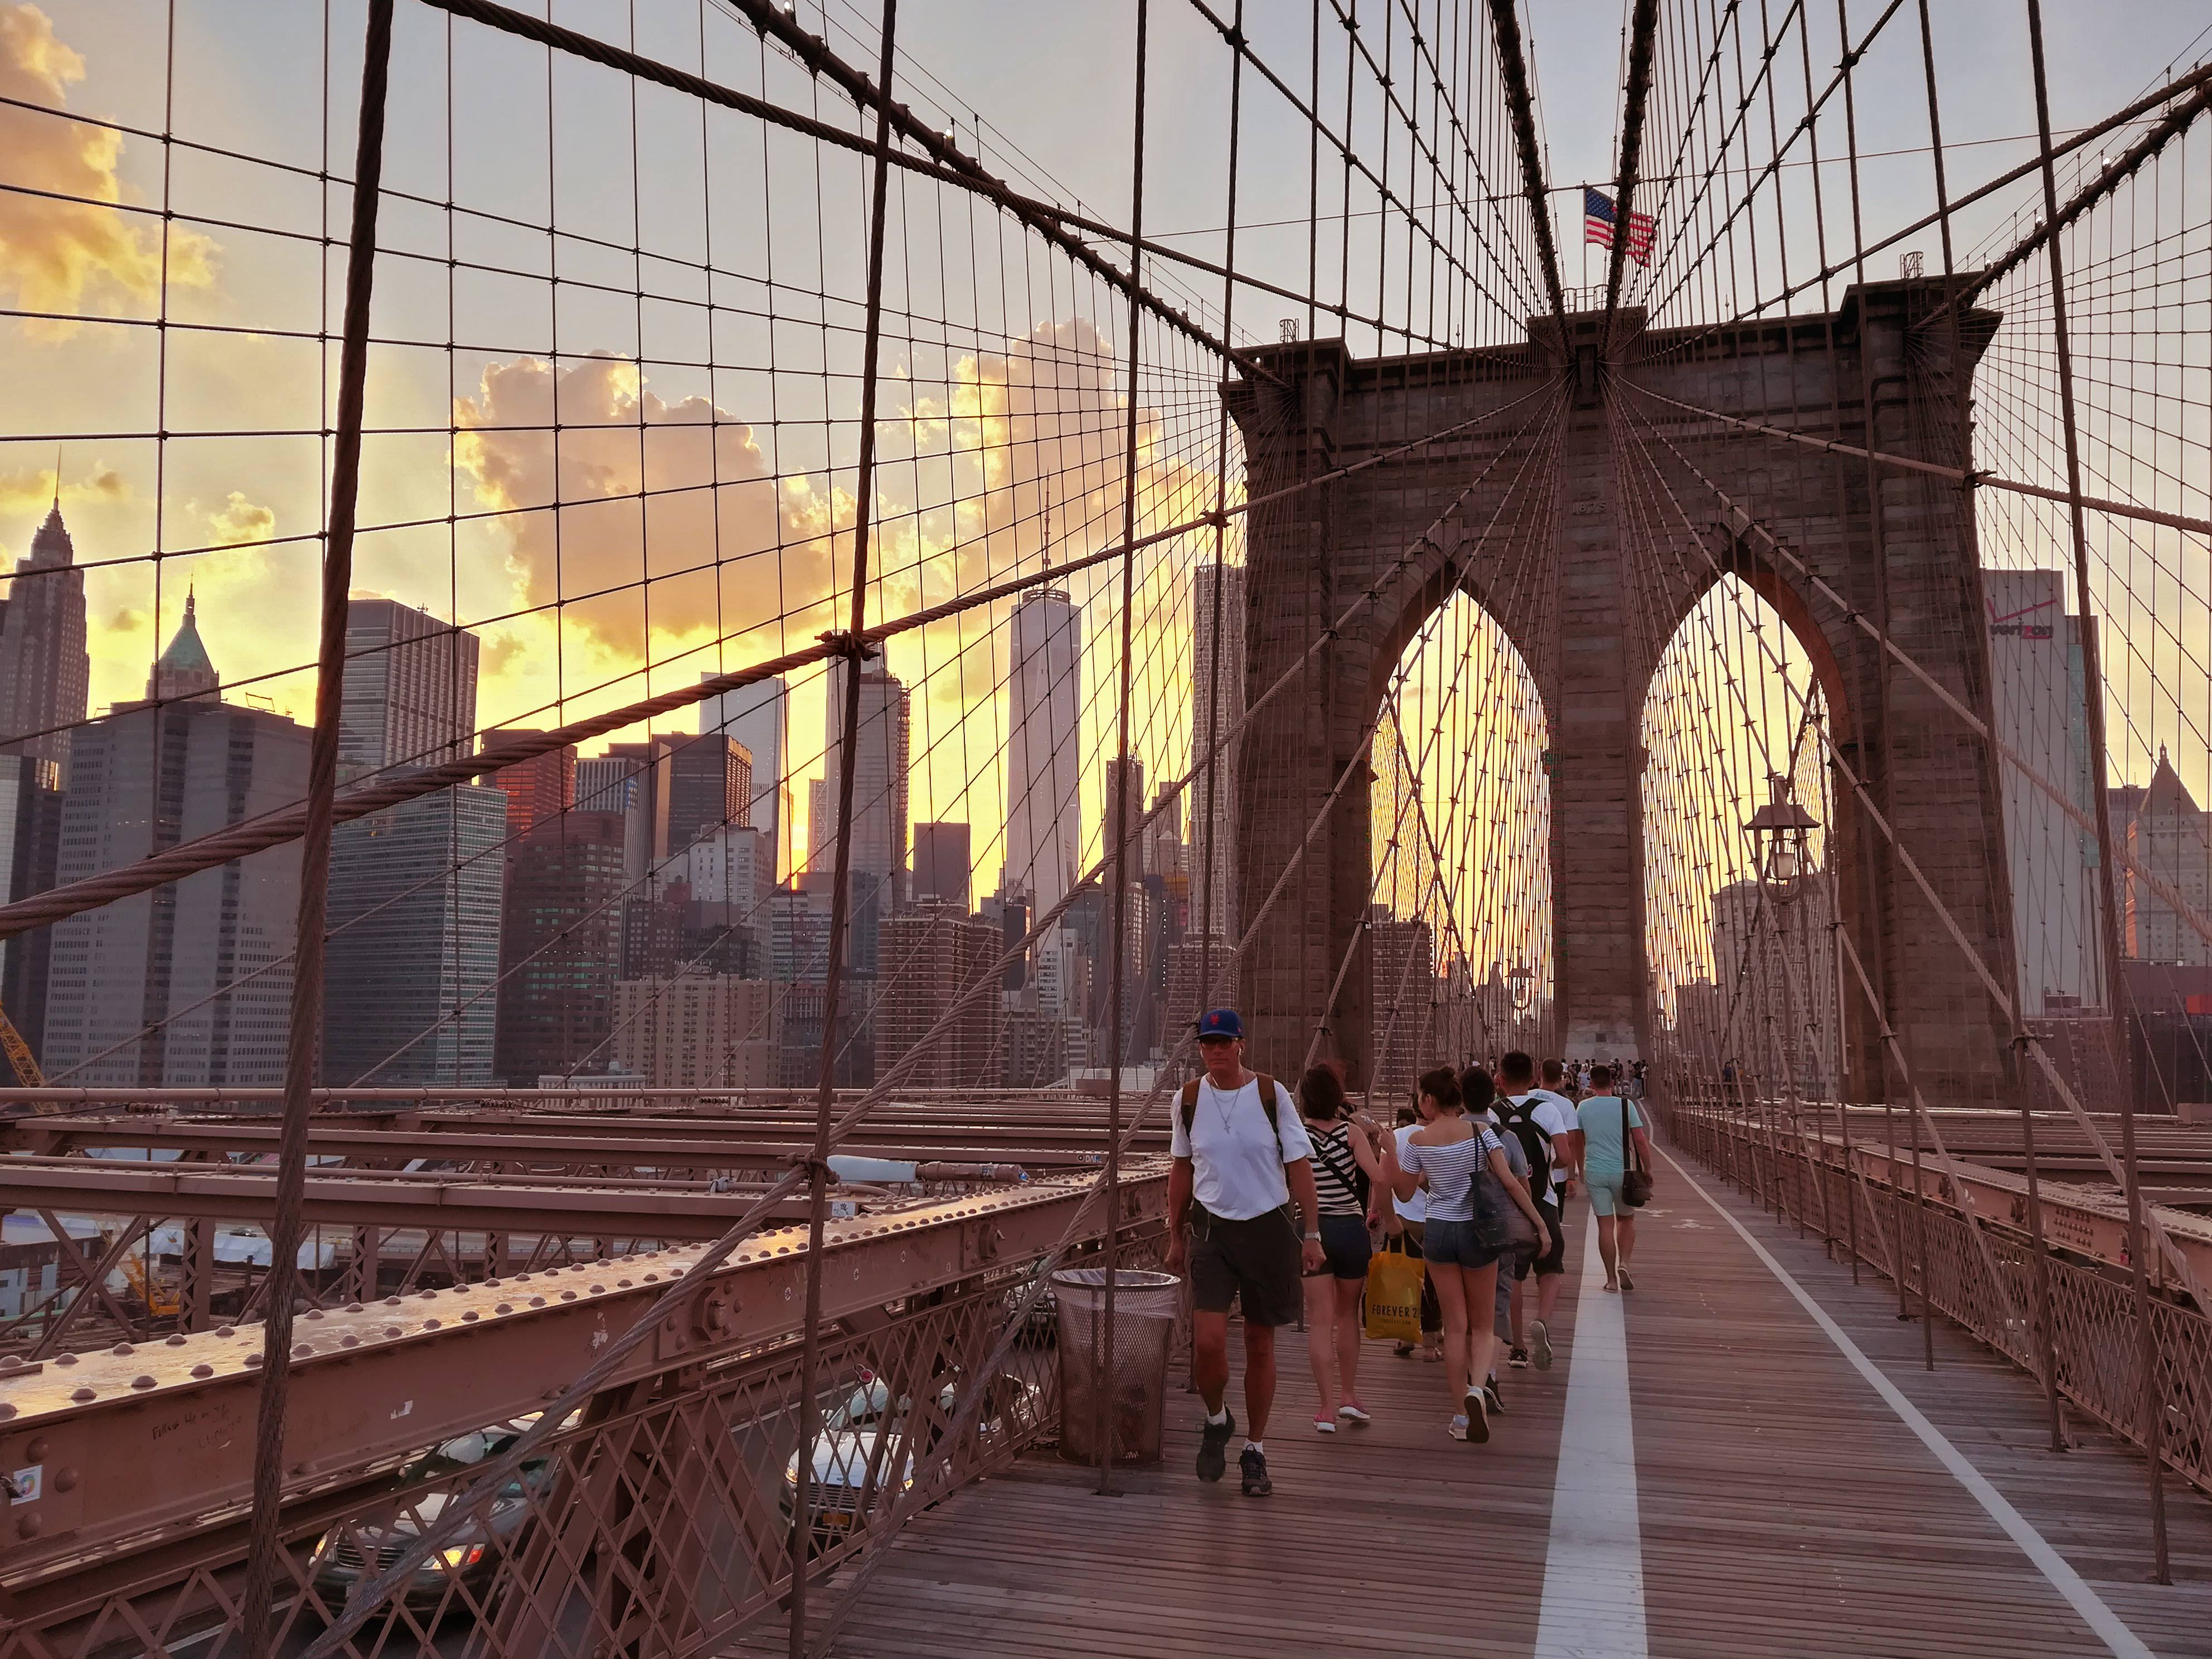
[{"xmin": 1225, "ymin": 279, "xmax": 2020, "ymax": 1108}]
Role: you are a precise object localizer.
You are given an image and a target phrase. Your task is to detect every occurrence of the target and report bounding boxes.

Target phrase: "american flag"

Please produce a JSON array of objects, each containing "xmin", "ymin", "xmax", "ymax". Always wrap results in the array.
[{"xmin": 1585, "ymin": 187, "xmax": 1656, "ymax": 267}]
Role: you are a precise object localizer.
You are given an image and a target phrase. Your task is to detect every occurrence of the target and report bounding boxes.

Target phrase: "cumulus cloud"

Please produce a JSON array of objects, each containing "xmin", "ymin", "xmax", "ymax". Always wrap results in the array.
[
  {"xmin": 0, "ymin": 3, "xmax": 216, "ymax": 332},
  {"xmin": 453, "ymin": 352, "xmax": 840, "ymax": 664},
  {"xmin": 199, "ymin": 489, "xmax": 275, "ymax": 547},
  {"xmin": 0, "ymin": 461, "xmax": 126, "ymax": 513}
]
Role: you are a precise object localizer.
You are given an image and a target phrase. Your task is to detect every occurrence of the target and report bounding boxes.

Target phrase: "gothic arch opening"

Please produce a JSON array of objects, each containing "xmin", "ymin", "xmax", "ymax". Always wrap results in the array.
[
  {"xmin": 1364, "ymin": 588, "xmax": 1553, "ymax": 1095},
  {"xmin": 1640, "ymin": 573, "xmax": 1844, "ymax": 1102}
]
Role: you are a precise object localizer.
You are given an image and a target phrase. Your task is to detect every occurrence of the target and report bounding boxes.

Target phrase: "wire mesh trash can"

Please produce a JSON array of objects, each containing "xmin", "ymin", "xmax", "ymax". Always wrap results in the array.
[{"xmin": 1052, "ymin": 1267, "xmax": 1180, "ymax": 1465}]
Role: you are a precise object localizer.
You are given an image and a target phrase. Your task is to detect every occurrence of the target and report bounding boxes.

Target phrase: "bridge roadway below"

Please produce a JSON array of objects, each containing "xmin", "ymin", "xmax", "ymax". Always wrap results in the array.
[{"xmin": 790, "ymin": 1141, "xmax": 2212, "ymax": 1658}]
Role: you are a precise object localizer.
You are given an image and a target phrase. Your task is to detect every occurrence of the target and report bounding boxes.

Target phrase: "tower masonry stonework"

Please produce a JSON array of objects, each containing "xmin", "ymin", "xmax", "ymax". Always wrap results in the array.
[{"xmin": 1226, "ymin": 279, "xmax": 2019, "ymax": 1107}]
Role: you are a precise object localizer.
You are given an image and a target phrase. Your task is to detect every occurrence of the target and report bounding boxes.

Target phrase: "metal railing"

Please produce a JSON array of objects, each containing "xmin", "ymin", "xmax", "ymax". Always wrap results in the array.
[
  {"xmin": 1666, "ymin": 1097, "xmax": 2212, "ymax": 1505},
  {"xmin": 0, "ymin": 1172, "xmax": 1168, "ymax": 1658}
]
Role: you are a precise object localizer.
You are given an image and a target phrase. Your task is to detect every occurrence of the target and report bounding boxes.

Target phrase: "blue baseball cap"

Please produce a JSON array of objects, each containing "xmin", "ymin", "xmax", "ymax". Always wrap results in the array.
[{"xmin": 1196, "ymin": 1008, "xmax": 1244, "ymax": 1041}]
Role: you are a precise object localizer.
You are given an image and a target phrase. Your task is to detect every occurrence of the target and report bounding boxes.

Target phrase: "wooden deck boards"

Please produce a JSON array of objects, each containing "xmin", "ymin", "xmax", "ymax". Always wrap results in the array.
[{"xmin": 783, "ymin": 1141, "xmax": 2212, "ymax": 1657}]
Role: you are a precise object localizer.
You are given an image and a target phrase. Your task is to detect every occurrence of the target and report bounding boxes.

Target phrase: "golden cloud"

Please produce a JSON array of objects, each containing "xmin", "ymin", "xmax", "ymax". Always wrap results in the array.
[
  {"xmin": 453, "ymin": 352, "xmax": 841, "ymax": 665},
  {"xmin": 0, "ymin": 3, "xmax": 216, "ymax": 333},
  {"xmin": 0, "ymin": 462, "xmax": 126, "ymax": 512},
  {"xmin": 200, "ymin": 489, "xmax": 274, "ymax": 547}
]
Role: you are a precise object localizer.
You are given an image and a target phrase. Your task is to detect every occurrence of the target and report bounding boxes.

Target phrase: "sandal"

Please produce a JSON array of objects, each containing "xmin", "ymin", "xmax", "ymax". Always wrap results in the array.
[{"xmin": 1313, "ymin": 1414, "xmax": 1337, "ymax": 1434}]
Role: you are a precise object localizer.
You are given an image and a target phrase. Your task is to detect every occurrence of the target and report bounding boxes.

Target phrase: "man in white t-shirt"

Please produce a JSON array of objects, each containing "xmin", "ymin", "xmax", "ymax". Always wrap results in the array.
[
  {"xmin": 1500, "ymin": 1051, "xmax": 1578, "ymax": 1370},
  {"xmin": 1162, "ymin": 1008, "xmax": 1322, "ymax": 1498}
]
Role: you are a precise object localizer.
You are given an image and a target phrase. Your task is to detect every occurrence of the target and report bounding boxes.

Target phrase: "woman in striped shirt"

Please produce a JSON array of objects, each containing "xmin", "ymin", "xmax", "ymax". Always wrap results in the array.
[
  {"xmin": 1297, "ymin": 1063, "xmax": 1386, "ymax": 1434},
  {"xmin": 1378, "ymin": 1066, "xmax": 1550, "ymax": 1443}
]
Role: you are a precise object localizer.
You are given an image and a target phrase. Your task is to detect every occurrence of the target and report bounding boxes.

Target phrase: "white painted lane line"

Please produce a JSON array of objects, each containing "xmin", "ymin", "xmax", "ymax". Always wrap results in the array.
[
  {"xmin": 1534, "ymin": 1206, "xmax": 1648, "ymax": 1659},
  {"xmin": 1660, "ymin": 1145, "xmax": 2158, "ymax": 1659}
]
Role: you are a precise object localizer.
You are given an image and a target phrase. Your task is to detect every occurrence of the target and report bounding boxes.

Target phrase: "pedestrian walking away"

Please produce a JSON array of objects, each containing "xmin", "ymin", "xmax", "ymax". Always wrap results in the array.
[
  {"xmin": 1499, "ymin": 1050, "xmax": 1577, "ymax": 1370},
  {"xmin": 1377, "ymin": 1067, "xmax": 1550, "ymax": 1445},
  {"xmin": 1295, "ymin": 1062, "xmax": 1387, "ymax": 1433},
  {"xmin": 1574, "ymin": 1062, "xmax": 1654, "ymax": 1293},
  {"xmin": 1462, "ymin": 1066, "xmax": 1527, "ymax": 1419},
  {"xmin": 1162, "ymin": 1008, "xmax": 1325, "ymax": 1497}
]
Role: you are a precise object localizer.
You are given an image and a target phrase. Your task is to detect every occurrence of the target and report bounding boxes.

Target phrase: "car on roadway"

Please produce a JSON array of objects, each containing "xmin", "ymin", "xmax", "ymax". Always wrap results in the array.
[
  {"xmin": 309, "ymin": 1410, "xmax": 578, "ymax": 1619},
  {"xmin": 782, "ymin": 1368, "xmax": 1042, "ymax": 1545}
]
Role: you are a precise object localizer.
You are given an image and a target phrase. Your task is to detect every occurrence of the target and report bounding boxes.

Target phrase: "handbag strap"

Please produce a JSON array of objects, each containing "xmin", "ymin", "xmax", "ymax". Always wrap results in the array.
[{"xmin": 1621, "ymin": 1095, "xmax": 1641, "ymax": 1173}]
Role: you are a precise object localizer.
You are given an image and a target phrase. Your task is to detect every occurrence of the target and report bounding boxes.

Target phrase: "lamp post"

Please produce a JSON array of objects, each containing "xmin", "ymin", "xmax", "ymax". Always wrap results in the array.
[{"xmin": 1745, "ymin": 773, "xmax": 1821, "ymax": 1230}]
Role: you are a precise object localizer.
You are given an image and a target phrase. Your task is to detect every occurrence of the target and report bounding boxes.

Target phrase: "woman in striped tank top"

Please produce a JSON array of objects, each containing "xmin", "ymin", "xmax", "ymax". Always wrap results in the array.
[
  {"xmin": 1378, "ymin": 1066, "xmax": 1550, "ymax": 1443},
  {"xmin": 1297, "ymin": 1063, "xmax": 1386, "ymax": 1434}
]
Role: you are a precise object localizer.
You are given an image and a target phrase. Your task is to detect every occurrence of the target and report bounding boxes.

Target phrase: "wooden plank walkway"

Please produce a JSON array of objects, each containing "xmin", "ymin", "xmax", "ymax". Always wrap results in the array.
[{"xmin": 792, "ymin": 1136, "xmax": 2212, "ymax": 1657}]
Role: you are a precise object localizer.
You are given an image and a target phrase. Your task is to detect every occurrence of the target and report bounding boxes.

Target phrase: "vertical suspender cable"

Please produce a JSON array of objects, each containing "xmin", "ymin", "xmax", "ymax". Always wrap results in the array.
[
  {"xmin": 238, "ymin": 4, "xmax": 394, "ymax": 1653},
  {"xmin": 788, "ymin": 3, "xmax": 900, "ymax": 1647},
  {"xmin": 1199, "ymin": 0, "xmax": 1246, "ymax": 1012},
  {"xmin": 1100, "ymin": 0, "xmax": 1150, "ymax": 1500},
  {"xmin": 2024, "ymin": 0, "xmax": 2171, "ymax": 1583}
]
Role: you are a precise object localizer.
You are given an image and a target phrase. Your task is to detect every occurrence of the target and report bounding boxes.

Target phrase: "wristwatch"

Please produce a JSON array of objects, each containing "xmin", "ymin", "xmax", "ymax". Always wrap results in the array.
[{"xmin": 1302, "ymin": 1230, "xmax": 1321, "ymax": 1241}]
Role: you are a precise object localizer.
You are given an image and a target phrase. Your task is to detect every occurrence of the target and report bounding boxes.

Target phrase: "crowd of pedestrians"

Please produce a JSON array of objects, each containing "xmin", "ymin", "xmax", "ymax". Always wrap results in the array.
[{"xmin": 1165, "ymin": 1011, "xmax": 1658, "ymax": 1493}]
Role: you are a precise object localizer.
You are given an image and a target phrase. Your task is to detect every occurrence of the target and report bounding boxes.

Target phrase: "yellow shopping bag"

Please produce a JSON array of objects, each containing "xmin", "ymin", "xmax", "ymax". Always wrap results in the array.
[{"xmin": 1363, "ymin": 1246, "xmax": 1424, "ymax": 1343}]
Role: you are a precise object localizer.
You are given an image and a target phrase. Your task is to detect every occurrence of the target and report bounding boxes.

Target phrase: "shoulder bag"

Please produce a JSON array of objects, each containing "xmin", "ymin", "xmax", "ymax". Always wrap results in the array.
[{"xmin": 1619, "ymin": 1098, "xmax": 1653, "ymax": 1209}]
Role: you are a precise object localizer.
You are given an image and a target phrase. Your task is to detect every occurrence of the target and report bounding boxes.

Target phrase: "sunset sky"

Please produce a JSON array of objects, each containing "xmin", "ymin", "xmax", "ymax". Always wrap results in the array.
[{"xmin": 1, "ymin": 0, "xmax": 2205, "ymax": 962}]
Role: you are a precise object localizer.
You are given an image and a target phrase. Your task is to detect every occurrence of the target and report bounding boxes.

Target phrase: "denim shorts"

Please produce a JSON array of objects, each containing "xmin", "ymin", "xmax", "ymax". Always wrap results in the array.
[
  {"xmin": 1587, "ymin": 1172, "xmax": 1627, "ymax": 1217},
  {"xmin": 1316, "ymin": 1213, "xmax": 1372, "ymax": 1281},
  {"xmin": 1419, "ymin": 1216, "xmax": 1503, "ymax": 1270}
]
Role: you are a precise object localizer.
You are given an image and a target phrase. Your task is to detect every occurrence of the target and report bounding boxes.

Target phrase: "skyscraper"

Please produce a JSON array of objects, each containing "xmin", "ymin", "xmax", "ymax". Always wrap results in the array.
[
  {"xmin": 147, "ymin": 591, "xmax": 219, "ymax": 703},
  {"xmin": 0, "ymin": 501, "xmax": 89, "ymax": 776},
  {"xmin": 489, "ymin": 734, "xmax": 575, "ymax": 839},
  {"xmin": 1003, "ymin": 583, "xmax": 1080, "ymax": 920},
  {"xmin": 584, "ymin": 734, "xmax": 753, "ymax": 892},
  {"xmin": 0, "ymin": 756, "xmax": 64, "ymax": 1061},
  {"xmin": 323, "ymin": 787, "xmax": 506, "ymax": 1084},
  {"xmin": 323, "ymin": 608, "xmax": 499, "ymax": 1084},
  {"xmin": 1986, "ymin": 569, "xmax": 2102, "ymax": 1013},
  {"xmin": 1103, "ymin": 756, "xmax": 1145, "ymax": 876},
  {"xmin": 811, "ymin": 662, "xmax": 910, "ymax": 883},
  {"xmin": 876, "ymin": 900, "xmax": 1005, "ymax": 1087},
  {"xmin": 913, "ymin": 821, "xmax": 973, "ymax": 909},
  {"xmin": 339, "ymin": 598, "xmax": 480, "ymax": 771},
  {"xmin": 494, "ymin": 811, "xmax": 628, "ymax": 1083},
  {"xmin": 45, "ymin": 607, "xmax": 310, "ymax": 1086},
  {"xmin": 700, "ymin": 673, "xmax": 788, "ymax": 868},
  {"xmin": 1190, "ymin": 562, "xmax": 1244, "ymax": 939},
  {"xmin": 2123, "ymin": 748, "xmax": 2212, "ymax": 966}
]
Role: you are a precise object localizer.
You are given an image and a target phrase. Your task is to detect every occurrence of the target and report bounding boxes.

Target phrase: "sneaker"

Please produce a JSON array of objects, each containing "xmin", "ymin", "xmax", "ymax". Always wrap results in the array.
[
  {"xmin": 1531, "ymin": 1319, "xmax": 1555, "ymax": 1371},
  {"xmin": 1196, "ymin": 1410, "xmax": 1236, "ymax": 1482},
  {"xmin": 1336, "ymin": 1401, "xmax": 1371, "ymax": 1424},
  {"xmin": 1508, "ymin": 1345, "xmax": 1531, "ymax": 1369},
  {"xmin": 1619, "ymin": 1267, "xmax": 1636, "ymax": 1292},
  {"xmin": 1312, "ymin": 1414, "xmax": 1336, "ymax": 1434},
  {"xmin": 1239, "ymin": 1444, "xmax": 1272, "ymax": 1496},
  {"xmin": 1483, "ymin": 1377, "xmax": 1506, "ymax": 1417},
  {"xmin": 1466, "ymin": 1390, "xmax": 1491, "ymax": 1444},
  {"xmin": 1447, "ymin": 1415, "xmax": 1470, "ymax": 1442}
]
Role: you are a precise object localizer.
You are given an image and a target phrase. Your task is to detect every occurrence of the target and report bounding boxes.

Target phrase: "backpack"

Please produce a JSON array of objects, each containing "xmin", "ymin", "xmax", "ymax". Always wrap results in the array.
[
  {"xmin": 1179, "ymin": 1073, "xmax": 1285, "ymax": 1163},
  {"xmin": 1503, "ymin": 1097, "xmax": 1555, "ymax": 1204}
]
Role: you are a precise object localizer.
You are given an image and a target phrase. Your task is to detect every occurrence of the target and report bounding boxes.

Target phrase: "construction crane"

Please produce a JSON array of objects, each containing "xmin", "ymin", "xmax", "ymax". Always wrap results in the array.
[{"xmin": 0, "ymin": 1000, "xmax": 43, "ymax": 1088}]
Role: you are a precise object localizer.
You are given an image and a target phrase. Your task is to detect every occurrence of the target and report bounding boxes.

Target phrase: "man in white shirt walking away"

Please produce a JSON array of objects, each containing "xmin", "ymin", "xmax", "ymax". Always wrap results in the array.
[
  {"xmin": 1500, "ymin": 1051, "xmax": 1579, "ymax": 1369},
  {"xmin": 1161, "ymin": 1008, "xmax": 1325, "ymax": 1497}
]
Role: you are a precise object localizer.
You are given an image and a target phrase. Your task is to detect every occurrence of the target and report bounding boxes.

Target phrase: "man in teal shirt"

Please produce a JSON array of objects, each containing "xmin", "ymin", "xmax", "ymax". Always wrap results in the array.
[{"xmin": 1574, "ymin": 1062, "xmax": 1652, "ymax": 1292}]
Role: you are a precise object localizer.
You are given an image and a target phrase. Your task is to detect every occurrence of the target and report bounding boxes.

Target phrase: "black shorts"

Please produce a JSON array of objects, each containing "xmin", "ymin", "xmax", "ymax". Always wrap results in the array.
[
  {"xmin": 1187, "ymin": 1205, "xmax": 1304, "ymax": 1326},
  {"xmin": 1515, "ymin": 1197, "xmax": 1566, "ymax": 1280},
  {"xmin": 1314, "ymin": 1213, "xmax": 1371, "ymax": 1282}
]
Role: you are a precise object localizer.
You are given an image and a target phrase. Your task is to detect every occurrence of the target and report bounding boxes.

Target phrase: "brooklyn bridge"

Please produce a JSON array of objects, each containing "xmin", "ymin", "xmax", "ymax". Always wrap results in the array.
[{"xmin": 0, "ymin": 0, "xmax": 2210, "ymax": 1654}]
